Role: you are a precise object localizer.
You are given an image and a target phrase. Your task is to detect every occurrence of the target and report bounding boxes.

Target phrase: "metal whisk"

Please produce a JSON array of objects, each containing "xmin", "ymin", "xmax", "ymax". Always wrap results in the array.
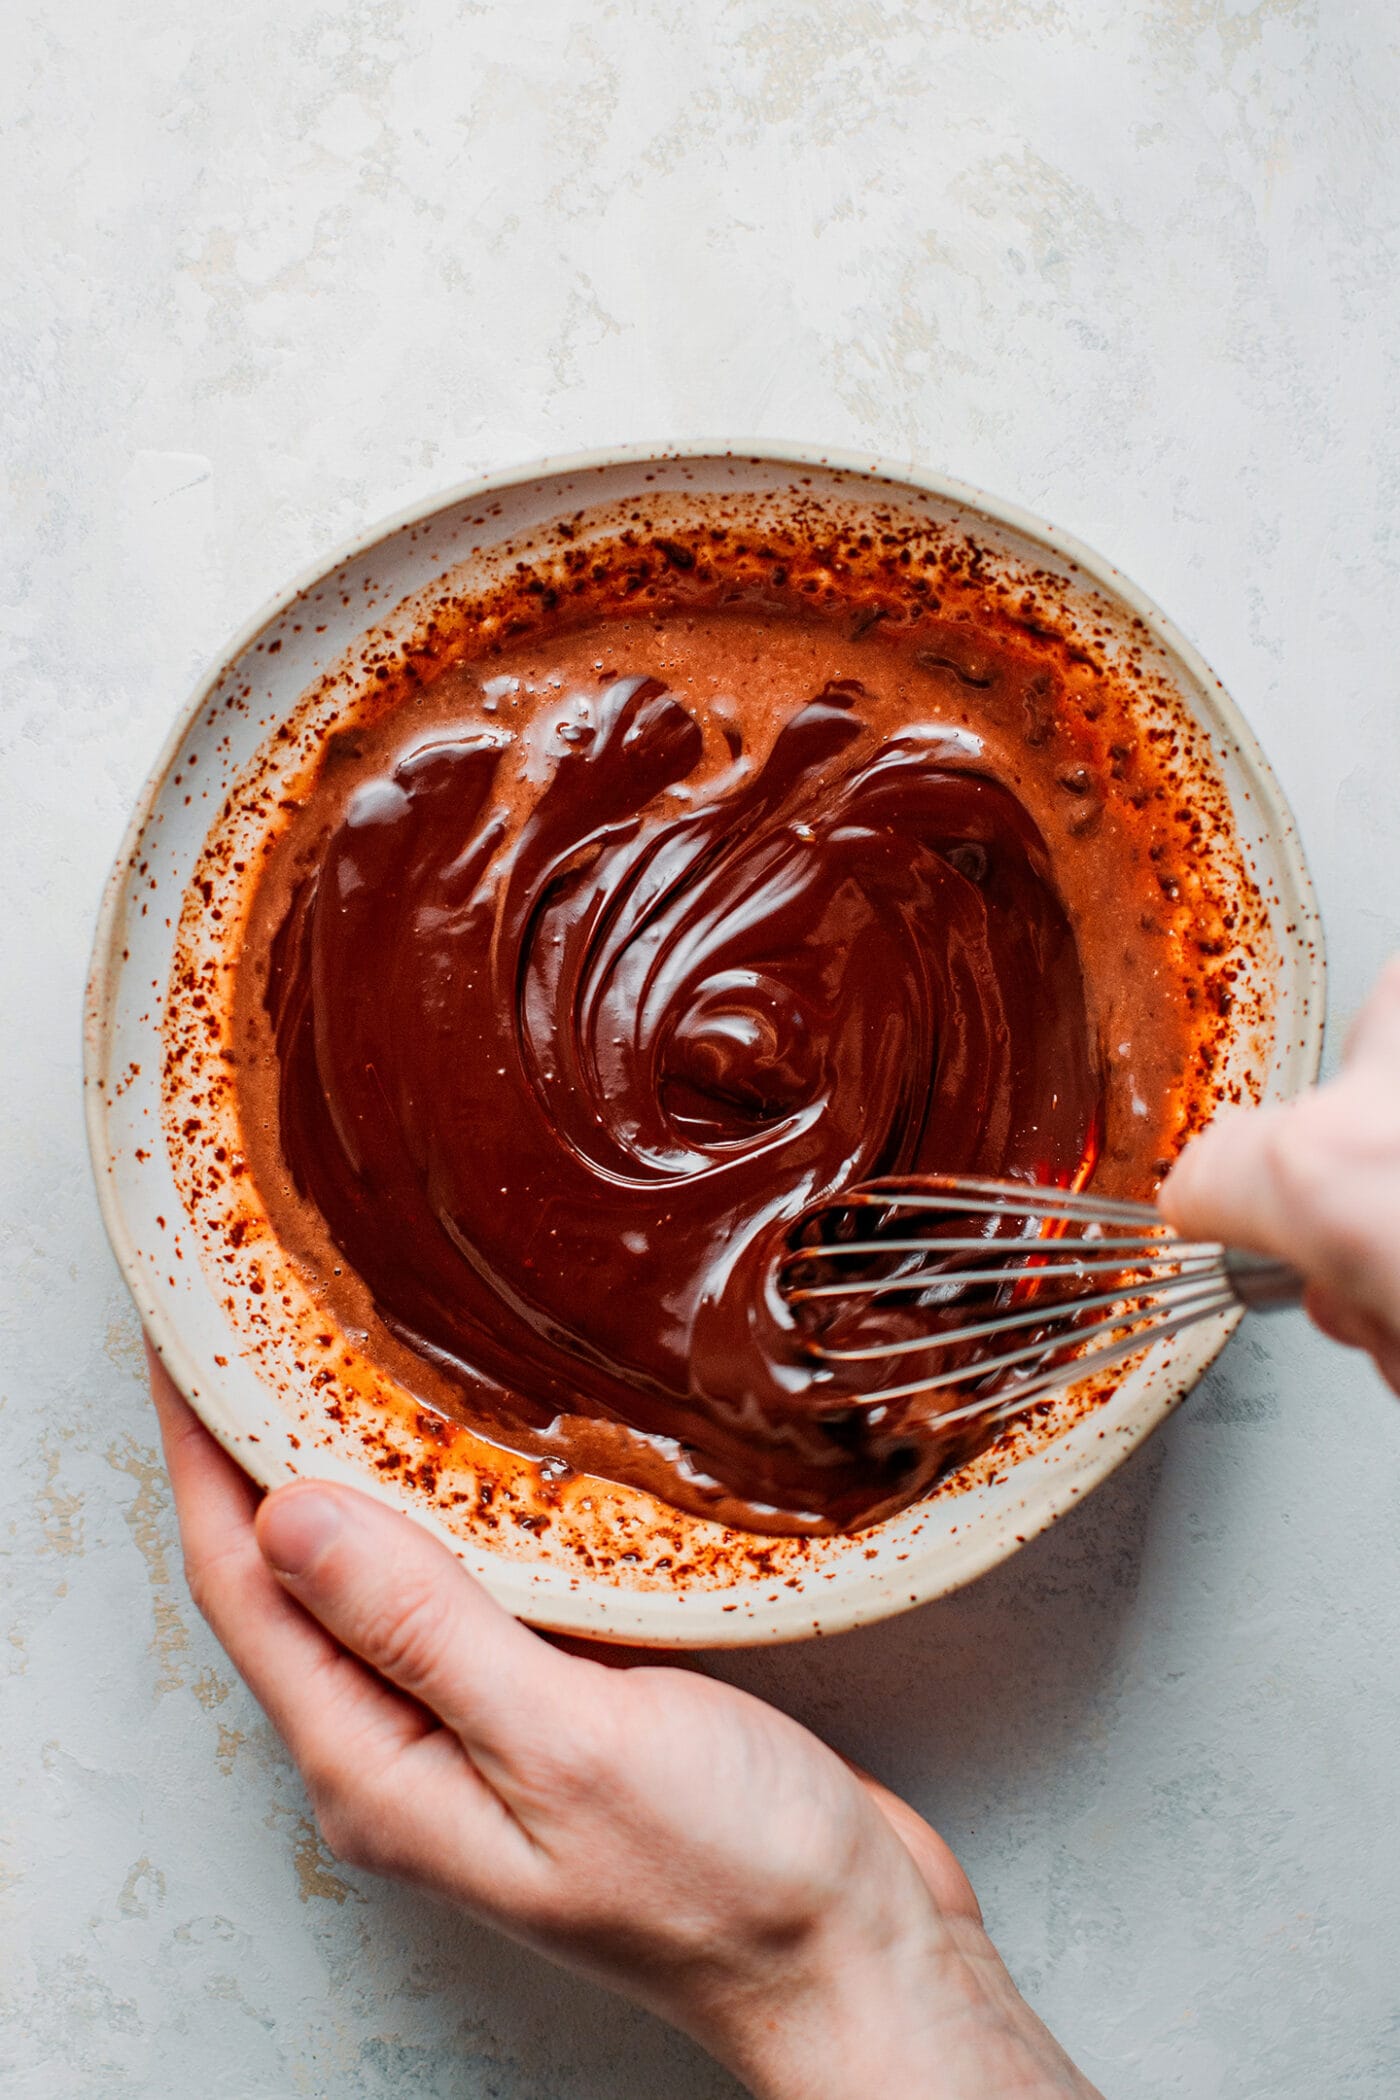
[{"xmin": 775, "ymin": 1176, "xmax": 1302, "ymax": 1435}]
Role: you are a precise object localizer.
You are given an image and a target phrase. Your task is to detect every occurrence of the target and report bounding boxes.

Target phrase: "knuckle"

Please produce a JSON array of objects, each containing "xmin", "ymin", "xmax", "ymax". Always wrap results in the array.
[
  {"xmin": 184, "ymin": 1564, "xmax": 217, "ymax": 1627},
  {"xmin": 313, "ymin": 1794, "xmax": 374, "ymax": 1873},
  {"xmin": 300, "ymin": 1749, "xmax": 355, "ymax": 1832},
  {"xmin": 183, "ymin": 1538, "xmax": 247, "ymax": 1630},
  {"xmin": 310, "ymin": 1775, "xmax": 398, "ymax": 1877},
  {"xmin": 363, "ymin": 1571, "xmax": 455, "ymax": 1691},
  {"xmin": 553, "ymin": 1711, "xmax": 609, "ymax": 1794},
  {"xmin": 519, "ymin": 1699, "xmax": 617, "ymax": 1805}
]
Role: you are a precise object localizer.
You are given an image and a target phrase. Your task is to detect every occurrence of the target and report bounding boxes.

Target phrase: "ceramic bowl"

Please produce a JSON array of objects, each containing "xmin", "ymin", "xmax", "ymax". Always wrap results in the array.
[{"xmin": 85, "ymin": 443, "xmax": 1324, "ymax": 1644}]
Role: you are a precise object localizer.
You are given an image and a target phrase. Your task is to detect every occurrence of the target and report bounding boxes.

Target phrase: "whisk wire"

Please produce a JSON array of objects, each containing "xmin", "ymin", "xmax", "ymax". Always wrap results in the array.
[
  {"xmin": 831, "ymin": 1179, "xmax": 1167, "ymax": 1224},
  {"xmin": 808, "ymin": 1271, "xmax": 1239, "ymax": 1365},
  {"xmin": 774, "ymin": 1174, "xmax": 1302, "ymax": 1437},
  {"xmin": 907, "ymin": 1292, "xmax": 1241, "ymax": 1424},
  {"xmin": 787, "ymin": 1248, "xmax": 1224, "ymax": 1301},
  {"xmin": 780, "ymin": 1232, "xmax": 1223, "ymax": 1265}
]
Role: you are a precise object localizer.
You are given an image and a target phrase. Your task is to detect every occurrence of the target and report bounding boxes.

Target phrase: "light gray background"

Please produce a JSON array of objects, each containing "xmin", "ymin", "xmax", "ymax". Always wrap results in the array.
[{"xmin": 5, "ymin": 3, "xmax": 1399, "ymax": 2094}]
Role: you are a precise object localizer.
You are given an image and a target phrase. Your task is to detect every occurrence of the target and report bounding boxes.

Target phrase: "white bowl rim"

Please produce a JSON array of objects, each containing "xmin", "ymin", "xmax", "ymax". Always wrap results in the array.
[{"xmin": 84, "ymin": 437, "xmax": 1326, "ymax": 1643}]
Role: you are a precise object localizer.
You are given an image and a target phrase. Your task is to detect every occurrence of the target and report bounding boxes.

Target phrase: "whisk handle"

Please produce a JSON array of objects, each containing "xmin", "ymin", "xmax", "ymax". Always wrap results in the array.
[{"xmin": 1223, "ymin": 1248, "xmax": 1305, "ymax": 1312}]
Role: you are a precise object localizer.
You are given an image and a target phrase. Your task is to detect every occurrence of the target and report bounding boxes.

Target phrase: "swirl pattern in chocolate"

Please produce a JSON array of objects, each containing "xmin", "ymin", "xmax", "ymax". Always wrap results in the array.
[{"xmin": 263, "ymin": 666, "xmax": 1100, "ymax": 1530}]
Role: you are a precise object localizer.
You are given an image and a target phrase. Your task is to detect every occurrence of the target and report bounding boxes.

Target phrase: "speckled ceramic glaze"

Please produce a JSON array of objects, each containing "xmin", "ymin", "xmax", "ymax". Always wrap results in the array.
[{"xmin": 85, "ymin": 444, "xmax": 1325, "ymax": 1645}]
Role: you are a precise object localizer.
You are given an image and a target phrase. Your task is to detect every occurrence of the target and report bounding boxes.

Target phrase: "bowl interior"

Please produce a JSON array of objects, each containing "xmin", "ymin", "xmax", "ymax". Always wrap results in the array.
[{"xmin": 85, "ymin": 445, "xmax": 1324, "ymax": 1644}]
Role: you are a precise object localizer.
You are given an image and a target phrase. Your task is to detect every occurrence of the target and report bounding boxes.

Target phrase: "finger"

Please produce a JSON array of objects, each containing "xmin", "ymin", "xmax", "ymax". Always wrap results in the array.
[
  {"xmin": 148, "ymin": 1338, "xmax": 261, "ymax": 1535},
  {"xmin": 1306, "ymin": 1286, "xmax": 1400, "ymax": 1396},
  {"xmin": 148, "ymin": 1352, "xmax": 551, "ymax": 1905},
  {"xmin": 1305, "ymin": 1284, "xmax": 1383, "ymax": 1351},
  {"xmin": 1161, "ymin": 1079, "xmax": 1400, "ymax": 1385},
  {"xmin": 1343, "ymin": 954, "xmax": 1400, "ymax": 1070},
  {"xmin": 146, "ymin": 1343, "xmax": 434, "ymax": 1785},
  {"xmin": 255, "ymin": 1478, "xmax": 580, "ymax": 1791},
  {"xmin": 1158, "ymin": 1104, "xmax": 1294, "ymax": 1262}
]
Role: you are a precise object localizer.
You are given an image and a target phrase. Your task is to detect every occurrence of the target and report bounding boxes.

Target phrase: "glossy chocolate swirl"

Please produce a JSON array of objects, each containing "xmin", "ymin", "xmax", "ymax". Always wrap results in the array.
[{"xmin": 266, "ymin": 673, "xmax": 1101, "ymax": 1529}]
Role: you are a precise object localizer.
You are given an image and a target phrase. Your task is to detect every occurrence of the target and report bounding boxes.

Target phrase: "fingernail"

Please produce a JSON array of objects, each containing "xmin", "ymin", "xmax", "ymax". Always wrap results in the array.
[{"xmin": 260, "ymin": 1487, "xmax": 344, "ymax": 1577}]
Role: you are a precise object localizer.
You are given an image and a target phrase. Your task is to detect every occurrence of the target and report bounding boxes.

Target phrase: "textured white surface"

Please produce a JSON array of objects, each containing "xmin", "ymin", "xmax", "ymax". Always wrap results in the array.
[{"xmin": 4, "ymin": 3, "xmax": 1400, "ymax": 2095}]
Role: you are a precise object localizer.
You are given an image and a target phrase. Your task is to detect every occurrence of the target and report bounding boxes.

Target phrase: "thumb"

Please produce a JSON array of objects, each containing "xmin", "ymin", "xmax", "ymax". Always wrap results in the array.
[
  {"xmin": 256, "ymin": 1481, "xmax": 569, "ymax": 1775},
  {"xmin": 1158, "ymin": 1102, "xmax": 1293, "ymax": 1261}
]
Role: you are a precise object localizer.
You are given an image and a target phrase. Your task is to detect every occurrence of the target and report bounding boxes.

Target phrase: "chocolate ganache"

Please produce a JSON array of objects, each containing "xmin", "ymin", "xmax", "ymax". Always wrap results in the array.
[{"xmin": 259, "ymin": 659, "xmax": 1101, "ymax": 1530}]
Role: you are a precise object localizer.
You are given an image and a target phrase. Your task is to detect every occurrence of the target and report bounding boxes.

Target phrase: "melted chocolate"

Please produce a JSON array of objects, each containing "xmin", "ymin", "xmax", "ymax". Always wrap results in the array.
[{"xmin": 264, "ymin": 670, "xmax": 1101, "ymax": 1530}]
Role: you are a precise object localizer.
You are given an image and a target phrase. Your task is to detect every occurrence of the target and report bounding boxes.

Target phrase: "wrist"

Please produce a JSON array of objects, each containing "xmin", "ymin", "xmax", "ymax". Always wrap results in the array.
[{"xmin": 695, "ymin": 1907, "xmax": 1101, "ymax": 2100}]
